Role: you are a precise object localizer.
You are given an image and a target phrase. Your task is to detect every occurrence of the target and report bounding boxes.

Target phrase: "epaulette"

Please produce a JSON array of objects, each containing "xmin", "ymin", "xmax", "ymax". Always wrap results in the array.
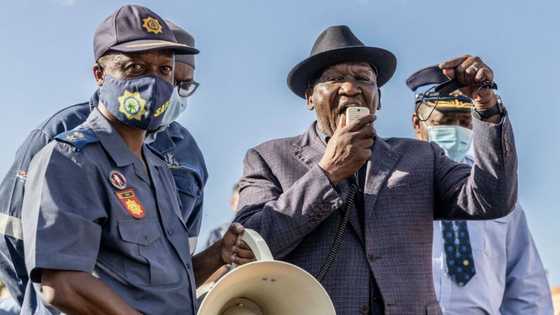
[{"xmin": 55, "ymin": 128, "xmax": 99, "ymax": 151}]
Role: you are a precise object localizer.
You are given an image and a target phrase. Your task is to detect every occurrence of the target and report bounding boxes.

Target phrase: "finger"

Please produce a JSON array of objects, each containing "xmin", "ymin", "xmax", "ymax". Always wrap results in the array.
[
  {"xmin": 357, "ymin": 148, "xmax": 373, "ymax": 160},
  {"xmin": 439, "ymin": 55, "xmax": 470, "ymax": 69},
  {"xmin": 337, "ymin": 114, "xmax": 346, "ymax": 130},
  {"xmin": 347, "ymin": 114, "xmax": 374, "ymax": 132},
  {"xmin": 236, "ymin": 241, "xmax": 251, "ymax": 250},
  {"xmin": 355, "ymin": 138, "xmax": 375, "ymax": 148},
  {"xmin": 233, "ymin": 257, "xmax": 256, "ymax": 265},
  {"xmin": 233, "ymin": 247, "xmax": 255, "ymax": 259},
  {"xmin": 352, "ymin": 125, "xmax": 375, "ymax": 139},
  {"xmin": 456, "ymin": 56, "xmax": 477, "ymax": 85},
  {"xmin": 442, "ymin": 68, "xmax": 456, "ymax": 80},
  {"xmin": 228, "ymin": 222, "xmax": 244, "ymax": 235},
  {"xmin": 475, "ymin": 67, "xmax": 493, "ymax": 82}
]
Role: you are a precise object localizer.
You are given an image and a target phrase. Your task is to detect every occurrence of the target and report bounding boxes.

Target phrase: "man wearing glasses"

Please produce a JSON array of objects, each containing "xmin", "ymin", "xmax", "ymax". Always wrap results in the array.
[{"xmin": 0, "ymin": 19, "xmax": 205, "ymax": 314}]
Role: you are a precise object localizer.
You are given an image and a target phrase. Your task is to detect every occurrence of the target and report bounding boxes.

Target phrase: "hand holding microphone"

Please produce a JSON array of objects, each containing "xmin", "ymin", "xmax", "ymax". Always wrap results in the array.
[{"xmin": 319, "ymin": 107, "xmax": 375, "ymax": 185}]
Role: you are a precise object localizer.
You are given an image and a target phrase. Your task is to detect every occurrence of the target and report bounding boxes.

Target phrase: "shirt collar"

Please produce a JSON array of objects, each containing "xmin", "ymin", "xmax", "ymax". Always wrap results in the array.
[
  {"xmin": 315, "ymin": 122, "xmax": 330, "ymax": 146},
  {"xmin": 89, "ymin": 89, "xmax": 99, "ymax": 111},
  {"xmin": 85, "ymin": 109, "xmax": 137, "ymax": 167}
]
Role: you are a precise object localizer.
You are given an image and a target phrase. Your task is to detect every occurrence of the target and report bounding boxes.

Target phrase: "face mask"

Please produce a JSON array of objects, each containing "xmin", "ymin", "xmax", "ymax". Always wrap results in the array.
[
  {"xmin": 99, "ymin": 75, "xmax": 174, "ymax": 130},
  {"xmin": 426, "ymin": 125, "xmax": 473, "ymax": 162},
  {"xmin": 160, "ymin": 87, "xmax": 189, "ymax": 127}
]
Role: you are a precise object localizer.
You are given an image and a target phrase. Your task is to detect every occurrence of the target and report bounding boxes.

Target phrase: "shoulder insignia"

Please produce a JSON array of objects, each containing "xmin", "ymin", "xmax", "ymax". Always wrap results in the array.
[{"xmin": 55, "ymin": 128, "xmax": 99, "ymax": 151}]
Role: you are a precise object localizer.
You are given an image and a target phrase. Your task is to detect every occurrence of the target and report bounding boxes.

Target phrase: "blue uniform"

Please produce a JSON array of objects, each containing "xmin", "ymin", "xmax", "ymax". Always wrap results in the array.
[
  {"xmin": 22, "ymin": 108, "xmax": 197, "ymax": 315},
  {"xmin": 0, "ymin": 92, "xmax": 206, "ymax": 314}
]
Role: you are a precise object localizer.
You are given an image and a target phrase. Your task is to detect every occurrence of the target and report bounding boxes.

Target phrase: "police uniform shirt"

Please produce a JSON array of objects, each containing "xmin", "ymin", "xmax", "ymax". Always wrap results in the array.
[
  {"xmin": 21, "ymin": 109, "xmax": 197, "ymax": 315},
  {"xmin": 0, "ymin": 91, "xmax": 207, "ymax": 314}
]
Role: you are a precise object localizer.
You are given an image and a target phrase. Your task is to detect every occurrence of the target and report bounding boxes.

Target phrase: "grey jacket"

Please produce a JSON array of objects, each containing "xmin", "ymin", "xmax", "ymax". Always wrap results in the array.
[{"xmin": 235, "ymin": 116, "xmax": 517, "ymax": 315}]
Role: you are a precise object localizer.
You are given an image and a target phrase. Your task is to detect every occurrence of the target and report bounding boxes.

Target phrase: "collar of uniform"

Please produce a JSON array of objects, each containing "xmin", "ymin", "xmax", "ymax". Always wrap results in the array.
[
  {"xmin": 86, "ymin": 108, "xmax": 137, "ymax": 167},
  {"xmin": 162, "ymin": 122, "xmax": 186, "ymax": 140},
  {"xmin": 144, "ymin": 145, "xmax": 166, "ymax": 168},
  {"xmin": 89, "ymin": 89, "xmax": 100, "ymax": 112}
]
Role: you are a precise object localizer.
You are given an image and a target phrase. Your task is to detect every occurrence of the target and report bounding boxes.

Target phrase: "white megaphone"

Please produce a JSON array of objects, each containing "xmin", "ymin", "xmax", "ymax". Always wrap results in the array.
[{"xmin": 197, "ymin": 229, "xmax": 336, "ymax": 315}]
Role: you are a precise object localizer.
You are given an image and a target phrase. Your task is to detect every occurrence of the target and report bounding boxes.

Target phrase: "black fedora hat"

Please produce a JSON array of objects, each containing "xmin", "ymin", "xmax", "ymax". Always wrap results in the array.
[{"xmin": 287, "ymin": 25, "xmax": 397, "ymax": 98}]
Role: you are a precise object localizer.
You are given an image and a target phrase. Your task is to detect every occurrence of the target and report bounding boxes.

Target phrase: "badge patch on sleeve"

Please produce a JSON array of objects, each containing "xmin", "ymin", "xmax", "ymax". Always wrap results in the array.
[{"xmin": 115, "ymin": 188, "xmax": 145, "ymax": 219}]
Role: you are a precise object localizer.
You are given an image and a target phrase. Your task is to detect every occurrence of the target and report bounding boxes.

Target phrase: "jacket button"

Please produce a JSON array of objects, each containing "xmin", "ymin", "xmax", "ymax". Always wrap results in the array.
[
  {"xmin": 360, "ymin": 304, "xmax": 369, "ymax": 314},
  {"xmin": 167, "ymin": 228, "xmax": 174, "ymax": 236}
]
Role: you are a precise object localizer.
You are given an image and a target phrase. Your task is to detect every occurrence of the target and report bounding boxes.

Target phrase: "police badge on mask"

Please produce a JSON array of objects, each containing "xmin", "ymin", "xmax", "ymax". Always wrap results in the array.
[{"xmin": 99, "ymin": 75, "xmax": 174, "ymax": 130}]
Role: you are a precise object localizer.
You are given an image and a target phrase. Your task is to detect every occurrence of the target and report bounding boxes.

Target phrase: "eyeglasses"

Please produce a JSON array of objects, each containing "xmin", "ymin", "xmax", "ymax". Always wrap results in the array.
[
  {"xmin": 177, "ymin": 80, "xmax": 200, "ymax": 97},
  {"xmin": 415, "ymin": 87, "xmax": 474, "ymax": 121}
]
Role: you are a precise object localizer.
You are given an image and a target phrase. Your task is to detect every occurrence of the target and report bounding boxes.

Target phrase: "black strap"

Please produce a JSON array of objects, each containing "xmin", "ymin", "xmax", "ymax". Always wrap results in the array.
[{"xmin": 317, "ymin": 182, "xmax": 359, "ymax": 282}]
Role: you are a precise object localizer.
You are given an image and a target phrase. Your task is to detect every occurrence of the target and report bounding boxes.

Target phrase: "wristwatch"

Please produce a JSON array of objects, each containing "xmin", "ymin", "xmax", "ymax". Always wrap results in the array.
[{"xmin": 472, "ymin": 95, "xmax": 505, "ymax": 120}]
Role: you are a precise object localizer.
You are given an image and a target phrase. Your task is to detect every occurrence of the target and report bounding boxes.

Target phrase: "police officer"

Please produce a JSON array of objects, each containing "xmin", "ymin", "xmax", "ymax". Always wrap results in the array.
[
  {"xmin": 19, "ymin": 5, "xmax": 253, "ymax": 315},
  {"xmin": 408, "ymin": 66, "xmax": 553, "ymax": 314},
  {"xmin": 0, "ymin": 12, "xmax": 217, "ymax": 315}
]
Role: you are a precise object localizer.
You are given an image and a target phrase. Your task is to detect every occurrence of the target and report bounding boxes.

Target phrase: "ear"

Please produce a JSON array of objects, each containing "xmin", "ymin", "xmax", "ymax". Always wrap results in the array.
[
  {"xmin": 93, "ymin": 63, "xmax": 104, "ymax": 87},
  {"xmin": 412, "ymin": 112, "xmax": 423, "ymax": 140},
  {"xmin": 304, "ymin": 87, "xmax": 314, "ymax": 111}
]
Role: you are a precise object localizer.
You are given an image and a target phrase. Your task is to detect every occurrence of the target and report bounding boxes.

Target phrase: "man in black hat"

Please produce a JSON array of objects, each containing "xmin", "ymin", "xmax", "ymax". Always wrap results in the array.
[
  {"xmin": 19, "ymin": 5, "xmax": 253, "ymax": 315},
  {"xmin": 235, "ymin": 25, "xmax": 517, "ymax": 314}
]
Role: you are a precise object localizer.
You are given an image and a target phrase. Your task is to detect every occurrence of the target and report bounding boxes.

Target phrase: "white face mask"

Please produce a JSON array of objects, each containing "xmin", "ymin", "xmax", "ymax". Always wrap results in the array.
[
  {"xmin": 160, "ymin": 87, "xmax": 189, "ymax": 127},
  {"xmin": 426, "ymin": 125, "xmax": 473, "ymax": 162}
]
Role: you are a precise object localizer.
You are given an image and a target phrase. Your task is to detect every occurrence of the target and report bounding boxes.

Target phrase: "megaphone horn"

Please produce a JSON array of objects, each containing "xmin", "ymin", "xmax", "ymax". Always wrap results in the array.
[{"xmin": 197, "ymin": 229, "xmax": 336, "ymax": 315}]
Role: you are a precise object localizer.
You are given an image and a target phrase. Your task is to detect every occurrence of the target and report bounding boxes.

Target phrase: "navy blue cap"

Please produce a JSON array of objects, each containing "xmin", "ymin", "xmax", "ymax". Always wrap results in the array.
[
  {"xmin": 93, "ymin": 5, "xmax": 199, "ymax": 60},
  {"xmin": 407, "ymin": 65, "xmax": 473, "ymax": 112},
  {"xmin": 406, "ymin": 65, "xmax": 449, "ymax": 92},
  {"xmin": 165, "ymin": 20, "xmax": 196, "ymax": 68}
]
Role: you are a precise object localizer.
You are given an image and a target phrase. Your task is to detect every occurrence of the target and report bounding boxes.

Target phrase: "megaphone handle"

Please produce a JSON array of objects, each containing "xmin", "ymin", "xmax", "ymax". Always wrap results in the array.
[{"xmin": 241, "ymin": 229, "xmax": 274, "ymax": 261}]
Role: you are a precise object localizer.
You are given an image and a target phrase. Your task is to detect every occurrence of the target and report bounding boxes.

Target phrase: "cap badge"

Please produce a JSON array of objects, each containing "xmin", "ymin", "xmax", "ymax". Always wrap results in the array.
[
  {"xmin": 109, "ymin": 170, "xmax": 127, "ymax": 190},
  {"xmin": 142, "ymin": 17, "xmax": 163, "ymax": 34},
  {"xmin": 118, "ymin": 90, "xmax": 147, "ymax": 121},
  {"xmin": 115, "ymin": 188, "xmax": 145, "ymax": 219}
]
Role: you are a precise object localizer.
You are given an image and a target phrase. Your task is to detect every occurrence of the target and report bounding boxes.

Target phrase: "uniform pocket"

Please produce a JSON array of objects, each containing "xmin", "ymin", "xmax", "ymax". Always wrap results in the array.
[{"xmin": 118, "ymin": 219, "xmax": 178, "ymax": 286}]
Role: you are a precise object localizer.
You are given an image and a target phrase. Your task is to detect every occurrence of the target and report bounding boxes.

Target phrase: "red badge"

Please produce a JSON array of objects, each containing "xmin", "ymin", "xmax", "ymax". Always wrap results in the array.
[
  {"xmin": 115, "ymin": 188, "xmax": 145, "ymax": 219},
  {"xmin": 110, "ymin": 170, "xmax": 127, "ymax": 190}
]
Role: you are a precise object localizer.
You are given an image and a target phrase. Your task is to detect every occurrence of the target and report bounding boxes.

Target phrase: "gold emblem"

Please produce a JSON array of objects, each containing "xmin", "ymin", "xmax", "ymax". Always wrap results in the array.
[
  {"xmin": 142, "ymin": 17, "xmax": 163, "ymax": 34},
  {"xmin": 115, "ymin": 188, "xmax": 145, "ymax": 219},
  {"xmin": 153, "ymin": 100, "xmax": 170, "ymax": 117},
  {"xmin": 118, "ymin": 90, "xmax": 147, "ymax": 121}
]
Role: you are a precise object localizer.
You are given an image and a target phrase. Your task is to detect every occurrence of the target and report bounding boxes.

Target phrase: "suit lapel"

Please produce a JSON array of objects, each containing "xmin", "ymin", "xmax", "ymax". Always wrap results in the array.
[
  {"xmin": 292, "ymin": 122, "xmax": 325, "ymax": 169},
  {"xmin": 364, "ymin": 137, "xmax": 401, "ymax": 220}
]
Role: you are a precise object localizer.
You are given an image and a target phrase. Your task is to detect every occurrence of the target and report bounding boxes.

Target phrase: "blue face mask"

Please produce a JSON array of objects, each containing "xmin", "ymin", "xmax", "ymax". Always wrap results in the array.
[
  {"xmin": 160, "ymin": 87, "xmax": 189, "ymax": 127},
  {"xmin": 99, "ymin": 75, "xmax": 174, "ymax": 130},
  {"xmin": 427, "ymin": 125, "xmax": 473, "ymax": 162}
]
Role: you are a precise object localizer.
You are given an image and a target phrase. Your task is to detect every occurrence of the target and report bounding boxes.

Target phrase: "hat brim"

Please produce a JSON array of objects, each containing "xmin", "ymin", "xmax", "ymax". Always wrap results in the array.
[
  {"xmin": 287, "ymin": 46, "xmax": 396, "ymax": 98},
  {"xmin": 110, "ymin": 39, "xmax": 199, "ymax": 55}
]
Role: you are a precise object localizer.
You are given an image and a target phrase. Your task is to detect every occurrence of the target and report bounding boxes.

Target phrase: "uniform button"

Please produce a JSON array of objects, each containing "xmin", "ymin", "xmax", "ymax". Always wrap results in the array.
[{"xmin": 167, "ymin": 228, "xmax": 174, "ymax": 236}]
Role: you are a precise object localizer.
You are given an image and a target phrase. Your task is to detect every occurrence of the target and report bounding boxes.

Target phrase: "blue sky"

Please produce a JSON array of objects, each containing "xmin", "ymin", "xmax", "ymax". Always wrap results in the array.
[{"xmin": 1, "ymin": 0, "xmax": 558, "ymax": 286}]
